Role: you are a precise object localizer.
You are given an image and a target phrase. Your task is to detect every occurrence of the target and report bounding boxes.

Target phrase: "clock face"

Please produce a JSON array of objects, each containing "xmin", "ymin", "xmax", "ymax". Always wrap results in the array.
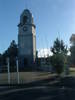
[{"xmin": 23, "ymin": 26, "xmax": 27, "ymax": 31}]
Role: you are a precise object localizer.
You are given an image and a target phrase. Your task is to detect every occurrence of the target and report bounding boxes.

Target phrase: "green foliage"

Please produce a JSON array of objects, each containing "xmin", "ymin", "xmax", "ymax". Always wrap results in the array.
[
  {"xmin": 50, "ymin": 53, "xmax": 65, "ymax": 74},
  {"xmin": 51, "ymin": 38, "xmax": 68, "ymax": 55},
  {"xmin": 8, "ymin": 40, "xmax": 18, "ymax": 57},
  {"xmin": 7, "ymin": 40, "xmax": 18, "ymax": 68},
  {"xmin": 0, "ymin": 40, "xmax": 18, "ymax": 72},
  {"xmin": 50, "ymin": 38, "xmax": 68, "ymax": 75},
  {"xmin": 70, "ymin": 46, "xmax": 75, "ymax": 66},
  {"xmin": 0, "ymin": 54, "xmax": 1, "ymax": 64}
]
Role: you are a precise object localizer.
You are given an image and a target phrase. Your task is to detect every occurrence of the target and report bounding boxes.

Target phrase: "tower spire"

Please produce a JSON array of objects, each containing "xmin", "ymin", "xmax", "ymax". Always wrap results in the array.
[{"xmin": 25, "ymin": 0, "xmax": 29, "ymax": 10}]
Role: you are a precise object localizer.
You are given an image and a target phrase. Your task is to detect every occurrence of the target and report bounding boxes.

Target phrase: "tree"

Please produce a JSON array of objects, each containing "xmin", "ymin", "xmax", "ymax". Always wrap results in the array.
[
  {"xmin": 0, "ymin": 53, "xmax": 2, "ymax": 66},
  {"xmin": 0, "ymin": 40, "xmax": 18, "ymax": 72},
  {"xmin": 8, "ymin": 40, "xmax": 18, "ymax": 57},
  {"xmin": 51, "ymin": 38, "xmax": 67, "ymax": 55},
  {"xmin": 70, "ymin": 34, "xmax": 75, "ymax": 67},
  {"xmin": 70, "ymin": 46, "xmax": 75, "ymax": 66},
  {"xmin": 7, "ymin": 40, "xmax": 18, "ymax": 71},
  {"xmin": 1, "ymin": 40, "xmax": 18, "ymax": 72},
  {"xmin": 50, "ymin": 38, "xmax": 68, "ymax": 75},
  {"xmin": 0, "ymin": 53, "xmax": 2, "ymax": 63}
]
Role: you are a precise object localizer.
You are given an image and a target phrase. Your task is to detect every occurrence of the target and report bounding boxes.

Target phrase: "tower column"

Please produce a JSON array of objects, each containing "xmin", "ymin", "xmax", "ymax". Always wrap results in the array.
[{"xmin": 18, "ymin": 9, "xmax": 36, "ymax": 70}]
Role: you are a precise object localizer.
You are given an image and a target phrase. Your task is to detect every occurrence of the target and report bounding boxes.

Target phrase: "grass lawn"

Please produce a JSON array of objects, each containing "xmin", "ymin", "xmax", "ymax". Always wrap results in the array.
[
  {"xmin": 69, "ymin": 67, "xmax": 75, "ymax": 76},
  {"xmin": 0, "ymin": 67, "xmax": 75, "ymax": 84},
  {"xmin": 0, "ymin": 72, "xmax": 56, "ymax": 84}
]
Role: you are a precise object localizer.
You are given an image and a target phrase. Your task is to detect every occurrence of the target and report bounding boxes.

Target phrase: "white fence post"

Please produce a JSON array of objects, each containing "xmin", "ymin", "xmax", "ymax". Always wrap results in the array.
[
  {"xmin": 16, "ymin": 58, "xmax": 20, "ymax": 84},
  {"xmin": 7, "ymin": 57, "xmax": 10, "ymax": 84}
]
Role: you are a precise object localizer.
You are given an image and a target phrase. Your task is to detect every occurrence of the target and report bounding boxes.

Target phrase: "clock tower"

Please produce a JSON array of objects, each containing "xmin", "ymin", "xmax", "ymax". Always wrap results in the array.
[{"xmin": 18, "ymin": 9, "xmax": 36, "ymax": 68}]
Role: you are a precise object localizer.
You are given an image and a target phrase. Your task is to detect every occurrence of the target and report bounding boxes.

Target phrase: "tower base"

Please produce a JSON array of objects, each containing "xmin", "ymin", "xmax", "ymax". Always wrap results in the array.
[{"xmin": 18, "ymin": 55, "xmax": 36, "ymax": 71}]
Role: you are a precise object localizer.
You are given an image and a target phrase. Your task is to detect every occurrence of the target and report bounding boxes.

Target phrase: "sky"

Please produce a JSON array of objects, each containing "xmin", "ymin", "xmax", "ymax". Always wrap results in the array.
[{"xmin": 0, "ymin": 0, "xmax": 75, "ymax": 56}]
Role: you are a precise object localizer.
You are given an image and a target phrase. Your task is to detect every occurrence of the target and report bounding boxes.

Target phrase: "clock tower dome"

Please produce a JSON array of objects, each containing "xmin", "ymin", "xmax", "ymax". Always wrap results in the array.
[{"xmin": 18, "ymin": 9, "xmax": 36, "ymax": 68}]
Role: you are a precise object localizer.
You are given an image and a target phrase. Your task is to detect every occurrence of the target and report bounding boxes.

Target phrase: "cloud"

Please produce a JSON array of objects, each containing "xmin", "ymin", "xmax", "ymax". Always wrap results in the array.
[
  {"xmin": 37, "ymin": 48, "xmax": 71, "ymax": 57},
  {"xmin": 37, "ymin": 48, "xmax": 53, "ymax": 58}
]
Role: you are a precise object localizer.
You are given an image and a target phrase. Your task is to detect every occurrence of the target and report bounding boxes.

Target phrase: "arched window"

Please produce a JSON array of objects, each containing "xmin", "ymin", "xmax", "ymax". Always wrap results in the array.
[{"xmin": 23, "ymin": 16, "xmax": 28, "ymax": 24}]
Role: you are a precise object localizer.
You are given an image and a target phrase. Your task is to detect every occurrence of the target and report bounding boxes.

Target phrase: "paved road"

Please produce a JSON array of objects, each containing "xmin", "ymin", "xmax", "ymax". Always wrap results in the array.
[{"xmin": 0, "ymin": 76, "xmax": 75, "ymax": 100}]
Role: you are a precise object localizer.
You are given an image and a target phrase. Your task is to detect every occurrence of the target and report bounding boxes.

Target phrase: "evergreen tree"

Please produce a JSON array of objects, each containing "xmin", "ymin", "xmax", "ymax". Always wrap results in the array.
[
  {"xmin": 70, "ymin": 34, "xmax": 75, "ymax": 67},
  {"xmin": 7, "ymin": 40, "xmax": 18, "ymax": 71},
  {"xmin": 1, "ymin": 40, "xmax": 18, "ymax": 72},
  {"xmin": 51, "ymin": 38, "xmax": 67, "ymax": 55},
  {"xmin": 50, "ymin": 38, "xmax": 68, "ymax": 75},
  {"xmin": 8, "ymin": 40, "xmax": 18, "ymax": 58},
  {"xmin": 70, "ymin": 45, "xmax": 75, "ymax": 66}
]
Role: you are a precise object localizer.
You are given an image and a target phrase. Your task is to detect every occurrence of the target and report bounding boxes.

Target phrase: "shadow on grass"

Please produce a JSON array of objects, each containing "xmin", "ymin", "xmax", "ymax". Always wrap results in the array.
[{"xmin": 0, "ymin": 76, "xmax": 75, "ymax": 100}]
